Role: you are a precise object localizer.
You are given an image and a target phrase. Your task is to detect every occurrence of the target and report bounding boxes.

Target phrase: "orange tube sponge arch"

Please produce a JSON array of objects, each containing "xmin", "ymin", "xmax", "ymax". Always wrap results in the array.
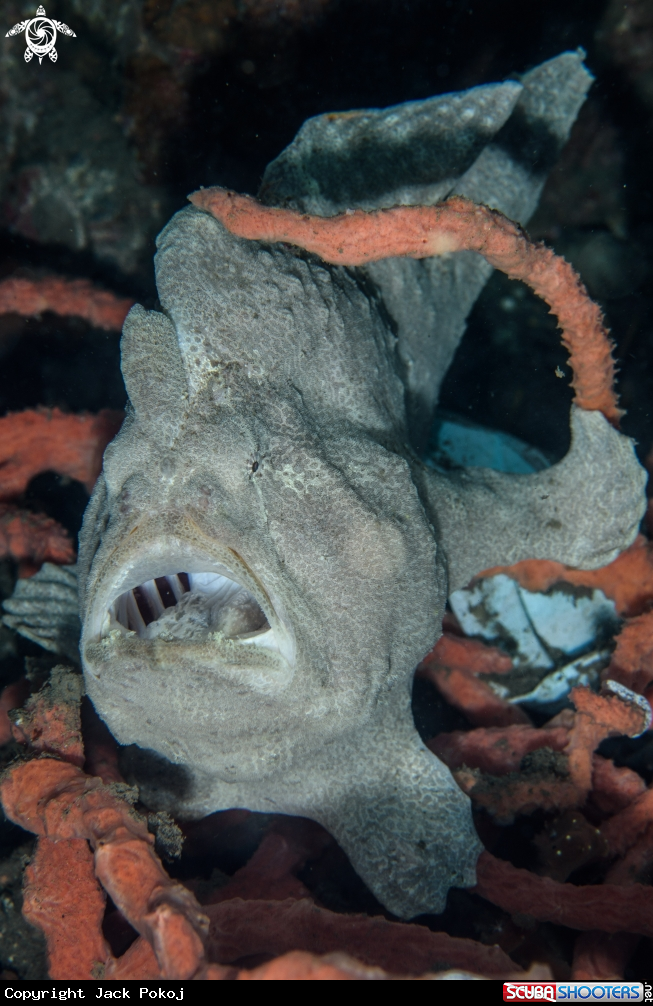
[{"xmin": 190, "ymin": 188, "xmax": 620, "ymax": 425}]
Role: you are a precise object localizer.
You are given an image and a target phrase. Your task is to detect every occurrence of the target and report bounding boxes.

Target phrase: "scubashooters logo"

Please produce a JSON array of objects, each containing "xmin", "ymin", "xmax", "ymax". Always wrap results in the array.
[
  {"xmin": 504, "ymin": 984, "xmax": 644, "ymax": 1002},
  {"xmin": 5, "ymin": 5, "xmax": 76, "ymax": 63}
]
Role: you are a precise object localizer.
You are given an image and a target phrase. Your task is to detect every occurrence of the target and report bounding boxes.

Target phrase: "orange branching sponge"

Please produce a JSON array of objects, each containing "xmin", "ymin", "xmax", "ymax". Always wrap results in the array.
[
  {"xmin": 204, "ymin": 896, "xmax": 518, "ymax": 977},
  {"xmin": 565, "ymin": 687, "xmax": 649, "ymax": 795},
  {"xmin": 0, "ymin": 667, "xmax": 211, "ymax": 980},
  {"xmin": 10, "ymin": 671, "xmax": 85, "ymax": 766},
  {"xmin": 1, "ymin": 756, "xmax": 531, "ymax": 981},
  {"xmin": 0, "ymin": 284, "xmax": 127, "ymax": 574},
  {"xmin": 190, "ymin": 187, "xmax": 620, "ymax": 424},
  {"xmin": 235, "ymin": 951, "xmax": 389, "ymax": 981},
  {"xmin": 0, "ymin": 408, "xmax": 123, "ymax": 573},
  {"xmin": 179, "ymin": 823, "xmax": 522, "ymax": 977},
  {"xmin": 6, "ymin": 687, "xmax": 106, "ymax": 979},
  {"xmin": 571, "ymin": 932, "xmax": 641, "ymax": 981},
  {"xmin": 474, "ymin": 851, "xmax": 653, "ymax": 937},
  {"xmin": 450, "ymin": 687, "xmax": 649, "ymax": 822},
  {"xmin": 481, "ymin": 535, "xmax": 653, "ymax": 619},
  {"xmin": 424, "ymin": 632, "xmax": 514, "ymax": 676},
  {"xmin": 604, "ymin": 827, "xmax": 653, "ymax": 886},
  {"xmin": 417, "ymin": 633, "xmax": 529, "ymax": 727},
  {"xmin": 0, "ymin": 408, "xmax": 124, "ymax": 500},
  {"xmin": 606, "ymin": 614, "xmax": 653, "ymax": 695},
  {"xmin": 1, "ymin": 758, "xmax": 210, "ymax": 979},
  {"xmin": 453, "ymin": 763, "xmax": 579, "ymax": 822},
  {"xmin": 600, "ymin": 788, "xmax": 653, "ymax": 859},
  {"xmin": 0, "ymin": 276, "xmax": 133, "ymax": 331},
  {"xmin": 23, "ymin": 837, "xmax": 109, "ymax": 980},
  {"xmin": 478, "ymin": 536, "xmax": 653, "ymax": 701},
  {"xmin": 590, "ymin": 754, "xmax": 647, "ymax": 815},
  {"xmin": 429, "ymin": 723, "xmax": 570, "ymax": 775},
  {"xmin": 0, "ymin": 668, "xmax": 536, "ymax": 981},
  {"xmin": 233, "ymin": 953, "xmax": 550, "ymax": 982},
  {"xmin": 205, "ymin": 829, "xmax": 318, "ymax": 905},
  {"xmin": 0, "ymin": 503, "xmax": 75, "ymax": 574},
  {"xmin": 418, "ymin": 666, "xmax": 528, "ymax": 727}
]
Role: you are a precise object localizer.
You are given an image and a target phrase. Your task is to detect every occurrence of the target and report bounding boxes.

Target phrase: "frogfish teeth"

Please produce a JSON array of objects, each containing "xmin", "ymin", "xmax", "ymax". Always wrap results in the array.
[{"xmin": 72, "ymin": 51, "xmax": 646, "ymax": 919}]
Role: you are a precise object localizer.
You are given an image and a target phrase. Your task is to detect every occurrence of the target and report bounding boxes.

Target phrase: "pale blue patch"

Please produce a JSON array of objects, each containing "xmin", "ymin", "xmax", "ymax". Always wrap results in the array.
[
  {"xmin": 449, "ymin": 573, "xmax": 622, "ymax": 711},
  {"xmin": 427, "ymin": 412, "xmax": 550, "ymax": 474},
  {"xmin": 507, "ymin": 651, "xmax": 609, "ymax": 708}
]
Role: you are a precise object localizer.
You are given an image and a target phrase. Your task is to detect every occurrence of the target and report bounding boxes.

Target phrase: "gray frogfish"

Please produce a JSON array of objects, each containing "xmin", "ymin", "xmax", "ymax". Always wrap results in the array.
[{"xmin": 17, "ymin": 52, "xmax": 649, "ymax": 919}]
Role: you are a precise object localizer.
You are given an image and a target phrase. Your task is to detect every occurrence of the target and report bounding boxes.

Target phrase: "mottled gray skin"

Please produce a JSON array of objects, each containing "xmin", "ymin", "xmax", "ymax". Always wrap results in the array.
[{"xmin": 77, "ymin": 53, "xmax": 647, "ymax": 919}]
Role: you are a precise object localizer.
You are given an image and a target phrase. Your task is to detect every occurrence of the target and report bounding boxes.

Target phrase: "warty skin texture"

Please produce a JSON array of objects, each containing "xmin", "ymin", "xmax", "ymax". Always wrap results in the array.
[
  {"xmin": 78, "ymin": 207, "xmax": 646, "ymax": 919},
  {"xmin": 77, "ymin": 53, "xmax": 647, "ymax": 918},
  {"xmin": 79, "ymin": 217, "xmax": 472, "ymax": 918}
]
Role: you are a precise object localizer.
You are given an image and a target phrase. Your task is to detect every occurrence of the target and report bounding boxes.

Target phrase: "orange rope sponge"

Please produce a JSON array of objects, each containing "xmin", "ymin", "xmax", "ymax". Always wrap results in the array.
[
  {"xmin": 0, "ymin": 504, "xmax": 74, "ymax": 573},
  {"xmin": 190, "ymin": 187, "xmax": 620, "ymax": 425},
  {"xmin": 0, "ymin": 276, "xmax": 133, "ymax": 331},
  {"xmin": 0, "ymin": 407, "xmax": 124, "ymax": 499}
]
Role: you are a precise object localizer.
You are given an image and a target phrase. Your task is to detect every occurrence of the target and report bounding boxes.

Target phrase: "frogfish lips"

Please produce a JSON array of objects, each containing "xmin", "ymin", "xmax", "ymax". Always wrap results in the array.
[{"xmin": 84, "ymin": 534, "xmax": 295, "ymax": 674}]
